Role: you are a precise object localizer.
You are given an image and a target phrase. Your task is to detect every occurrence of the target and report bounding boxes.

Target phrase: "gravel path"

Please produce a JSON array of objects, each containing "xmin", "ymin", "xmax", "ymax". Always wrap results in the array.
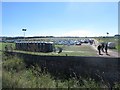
[{"xmin": 91, "ymin": 39, "xmax": 120, "ymax": 58}]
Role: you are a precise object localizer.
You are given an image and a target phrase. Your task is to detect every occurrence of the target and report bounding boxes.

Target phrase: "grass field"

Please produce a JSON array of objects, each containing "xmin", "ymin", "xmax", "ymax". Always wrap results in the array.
[
  {"xmin": 57, "ymin": 45, "xmax": 98, "ymax": 56},
  {"xmin": 13, "ymin": 44, "xmax": 98, "ymax": 56},
  {"xmin": 0, "ymin": 42, "xmax": 98, "ymax": 56}
]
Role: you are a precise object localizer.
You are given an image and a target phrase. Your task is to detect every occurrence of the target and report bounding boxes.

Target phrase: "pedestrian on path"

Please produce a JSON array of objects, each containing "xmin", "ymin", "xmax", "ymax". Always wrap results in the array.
[
  {"xmin": 105, "ymin": 43, "xmax": 108, "ymax": 55},
  {"xmin": 97, "ymin": 44, "xmax": 102, "ymax": 55},
  {"xmin": 101, "ymin": 42, "xmax": 105, "ymax": 53}
]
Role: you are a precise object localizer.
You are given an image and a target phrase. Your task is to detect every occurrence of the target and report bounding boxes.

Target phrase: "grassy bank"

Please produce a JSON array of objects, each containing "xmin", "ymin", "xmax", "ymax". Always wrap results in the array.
[
  {"xmin": 0, "ymin": 42, "xmax": 15, "ymax": 51},
  {"xmin": 2, "ymin": 52, "xmax": 120, "ymax": 88},
  {"xmin": 2, "ymin": 54, "xmax": 98, "ymax": 88}
]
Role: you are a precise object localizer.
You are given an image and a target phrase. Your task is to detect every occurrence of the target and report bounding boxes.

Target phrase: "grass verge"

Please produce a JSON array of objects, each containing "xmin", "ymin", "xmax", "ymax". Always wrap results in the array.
[{"xmin": 2, "ymin": 52, "xmax": 120, "ymax": 88}]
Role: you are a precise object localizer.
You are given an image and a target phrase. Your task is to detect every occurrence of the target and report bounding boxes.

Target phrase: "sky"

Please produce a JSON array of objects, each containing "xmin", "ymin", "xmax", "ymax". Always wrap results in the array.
[{"xmin": 2, "ymin": 2, "xmax": 119, "ymax": 37}]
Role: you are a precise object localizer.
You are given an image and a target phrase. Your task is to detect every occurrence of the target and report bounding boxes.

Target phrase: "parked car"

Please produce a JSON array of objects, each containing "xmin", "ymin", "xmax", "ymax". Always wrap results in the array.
[{"xmin": 108, "ymin": 42, "xmax": 116, "ymax": 49}]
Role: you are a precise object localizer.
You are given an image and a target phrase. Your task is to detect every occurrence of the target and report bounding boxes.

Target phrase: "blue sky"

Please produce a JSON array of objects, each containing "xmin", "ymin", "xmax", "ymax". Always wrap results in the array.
[{"xmin": 2, "ymin": 2, "xmax": 118, "ymax": 37}]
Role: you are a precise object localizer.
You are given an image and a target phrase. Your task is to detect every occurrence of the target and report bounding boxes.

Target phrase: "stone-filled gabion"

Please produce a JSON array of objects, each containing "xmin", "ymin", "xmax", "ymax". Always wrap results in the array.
[{"xmin": 15, "ymin": 41, "xmax": 53, "ymax": 52}]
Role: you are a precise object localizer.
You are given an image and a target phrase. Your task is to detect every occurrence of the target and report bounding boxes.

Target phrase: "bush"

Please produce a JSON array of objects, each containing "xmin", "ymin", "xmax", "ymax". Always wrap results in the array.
[
  {"xmin": 3, "ymin": 57, "xmax": 26, "ymax": 72},
  {"xmin": 2, "ymin": 54, "xmax": 120, "ymax": 88}
]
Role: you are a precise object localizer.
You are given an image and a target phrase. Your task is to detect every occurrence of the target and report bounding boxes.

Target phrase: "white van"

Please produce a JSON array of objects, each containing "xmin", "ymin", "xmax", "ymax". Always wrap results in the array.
[{"xmin": 108, "ymin": 42, "xmax": 116, "ymax": 49}]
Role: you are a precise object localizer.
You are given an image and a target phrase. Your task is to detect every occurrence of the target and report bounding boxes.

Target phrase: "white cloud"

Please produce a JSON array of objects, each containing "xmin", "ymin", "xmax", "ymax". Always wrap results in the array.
[
  {"xmin": 25, "ymin": 28, "xmax": 116, "ymax": 37},
  {"xmin": 61, "ymin": 28, "xmax": 109, "ymax": 37}
]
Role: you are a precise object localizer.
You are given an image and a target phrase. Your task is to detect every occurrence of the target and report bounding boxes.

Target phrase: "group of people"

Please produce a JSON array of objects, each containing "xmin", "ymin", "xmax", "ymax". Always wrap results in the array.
[{"xmin": 97, "ymin": 42, "xmax": 108, "ymax": 55}]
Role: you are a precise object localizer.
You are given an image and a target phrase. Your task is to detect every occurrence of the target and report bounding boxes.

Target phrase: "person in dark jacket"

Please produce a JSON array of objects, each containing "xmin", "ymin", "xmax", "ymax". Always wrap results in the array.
[
  {"xmin": 105, "ymin": 43, "xmax": 108, "ymax": 55},
  {"xmin": 97, "ymin": 44, "xmax": 102, "ymax": 55},
  {"xmin": 101, "ymin": 42, "xmax": 105, "ymax": 52}
]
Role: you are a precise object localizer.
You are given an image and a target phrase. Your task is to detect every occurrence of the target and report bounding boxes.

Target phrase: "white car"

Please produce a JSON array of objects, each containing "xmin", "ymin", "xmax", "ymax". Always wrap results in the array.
[{"xmin": 108, "ymin": 42, "xmax": 116, "ymax": 49}]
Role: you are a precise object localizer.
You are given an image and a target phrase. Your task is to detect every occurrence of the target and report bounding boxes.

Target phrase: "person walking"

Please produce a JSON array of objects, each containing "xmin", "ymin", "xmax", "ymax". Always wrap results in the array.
[
  {"xmin": 105, "ymin": 43, "xmax": 108, "ymax": 55},
  {"xmin": 101, "ymin": 42, "xmax": 105, "ymax": 53},
  {"xmin": 97, "ymin": 44, "xmax": 102, "ymax": 55}
]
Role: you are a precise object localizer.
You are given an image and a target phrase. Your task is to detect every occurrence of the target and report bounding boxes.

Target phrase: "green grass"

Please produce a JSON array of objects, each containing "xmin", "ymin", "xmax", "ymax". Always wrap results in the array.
[
  {"xmin": 58, "ymin": 45, "xmax": 97, "ymax": 56},
  {"xmin": 63, "ymin": 45, "xmax": 94, "ymax": 51},
  {"xmin": 14, "ymin": 45, "xmax": 98, "ymax": 56},
  {"xmin": 0, "ymin": 42, "xmax": 15, "ymax": 55},
  {"xmin": 0, "ymin": 39, "xmax": 98, "ymax": 57},
  {"xmin": 3, "ymin": 69, "xmax": 102, "ymax": 88},
  {"xmin": 0, "ymin": 42, "xmax": 15, "ymax": 51},
  {"xmin": 0, "ymin": 61, "xmax": 1, "ymax": 89},
  {"xmin": 2, "ymin": 52, "xmax": 120, "ymax": 88}
]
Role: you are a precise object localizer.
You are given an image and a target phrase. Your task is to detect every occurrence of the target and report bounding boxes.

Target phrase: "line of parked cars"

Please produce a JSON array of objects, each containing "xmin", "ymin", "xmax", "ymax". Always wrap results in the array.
[{"xmin": 54, "ymin": 39, "xmax": 94, "ymax": 45}]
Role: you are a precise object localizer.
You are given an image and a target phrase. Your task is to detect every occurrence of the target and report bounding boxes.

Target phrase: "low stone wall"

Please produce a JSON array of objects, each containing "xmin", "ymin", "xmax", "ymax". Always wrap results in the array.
[{"xmin": 12, "ymin": 52, "xmax": 119, "ymax": 85}]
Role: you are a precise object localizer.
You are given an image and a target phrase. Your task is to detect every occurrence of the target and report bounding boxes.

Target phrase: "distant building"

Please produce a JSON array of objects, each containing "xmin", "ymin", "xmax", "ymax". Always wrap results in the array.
[{"xmin": 15, "ymin": 41, "xmax": 53, "ymax": 52}]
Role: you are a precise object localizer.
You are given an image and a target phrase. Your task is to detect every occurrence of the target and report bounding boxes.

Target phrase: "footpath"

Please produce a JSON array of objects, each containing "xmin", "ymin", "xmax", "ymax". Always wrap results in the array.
[{"xmin": 91, "ymin": 39, "xmax": 120, "ymax": 58}]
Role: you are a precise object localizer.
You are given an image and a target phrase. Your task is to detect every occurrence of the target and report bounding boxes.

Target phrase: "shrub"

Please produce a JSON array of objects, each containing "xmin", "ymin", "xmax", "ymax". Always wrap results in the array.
[{"xmin": 3, "ymin": 57, "xmax": 26, "ymax": 72}]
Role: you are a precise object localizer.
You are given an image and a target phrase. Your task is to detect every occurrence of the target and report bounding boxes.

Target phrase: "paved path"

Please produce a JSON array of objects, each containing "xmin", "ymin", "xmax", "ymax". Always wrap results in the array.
[{"xmin": 91, "ymin": 39, "xmax": 120, "ymax": 58}]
